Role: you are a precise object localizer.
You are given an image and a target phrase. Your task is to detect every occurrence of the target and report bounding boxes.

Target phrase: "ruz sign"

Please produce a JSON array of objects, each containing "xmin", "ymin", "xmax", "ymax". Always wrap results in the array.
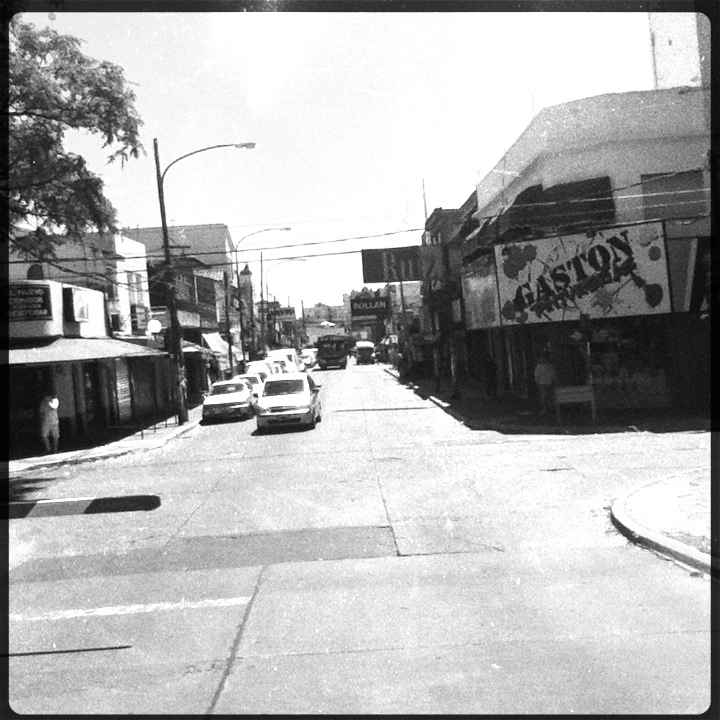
[
  {"xmin": 361, "ymin": 246, "xmax": 422, "ymax": 283},
  {"xmin": 495, "ymin": 222, "xmax": 671, "ymax": 324}
]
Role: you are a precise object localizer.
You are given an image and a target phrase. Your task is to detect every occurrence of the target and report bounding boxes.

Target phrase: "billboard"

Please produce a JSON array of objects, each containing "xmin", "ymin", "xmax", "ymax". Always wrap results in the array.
[
  {"xmin": 274, "ymin": 307, "xmax": 296, "ymax": 321},
  {"xmin": 495, "ymin": 222, "xmax": 671, "ymax": 325},
  {"xmin": 362, "ymin": 246, "xmax": 422, "ymax": 283},
  {"xmin": 8, "ymin": 283, "xmax": 53, "ymax": 321},
  {"xmin": 351, "ymin": 296, "xmax": 389, "ymax": 319},
  {"xmin": 461, "ymin": 254, "xmax": 501, "ymax": 329}
]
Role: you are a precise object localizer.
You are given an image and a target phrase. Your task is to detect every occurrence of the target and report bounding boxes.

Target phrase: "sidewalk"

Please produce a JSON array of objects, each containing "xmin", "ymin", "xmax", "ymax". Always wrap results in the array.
[
  {"xmin": 5, "ymin": 404, "xmax": 204, "ymax": 478},
  {"xmin": 385, "ymin": 365, "xmax": 716, "ymax": 577}
]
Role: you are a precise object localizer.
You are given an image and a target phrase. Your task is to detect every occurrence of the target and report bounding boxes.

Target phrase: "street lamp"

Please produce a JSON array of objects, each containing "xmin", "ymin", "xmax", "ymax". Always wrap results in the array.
[
  {"xmin": 231, "ymin": 227, "xmax": 291, "ymax": 360},
  {"xmin": 154, "ymin": 138, "xmax": 255, "ymax": 424},
  {"xmin": 263, "ymin": 257, "xmax": 306, "ymax": 349}
]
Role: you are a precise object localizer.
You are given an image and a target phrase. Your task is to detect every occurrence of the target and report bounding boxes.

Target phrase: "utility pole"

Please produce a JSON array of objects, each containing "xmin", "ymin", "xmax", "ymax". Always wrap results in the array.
[
  {"xmin": 154, "ymin": 139, "xmax": 188, "ymax": 425},
  {"xmin": 260, "ymin": 252, "xmax": 265, "ymax": 355},
  {"xmin": 224, "ymin": 270, "xmax": 233, "ymax": 376}
]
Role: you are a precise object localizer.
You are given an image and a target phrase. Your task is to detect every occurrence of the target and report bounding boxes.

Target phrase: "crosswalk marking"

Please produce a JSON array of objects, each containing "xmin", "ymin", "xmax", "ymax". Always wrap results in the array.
[{"xmin": 10, "ymin": 596, "xmax": 251, "ymax": 622}]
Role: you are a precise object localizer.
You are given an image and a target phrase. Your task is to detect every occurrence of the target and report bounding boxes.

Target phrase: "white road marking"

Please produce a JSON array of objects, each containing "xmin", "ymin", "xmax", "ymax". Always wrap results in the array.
[{"xmin": 11, "ymin": 596, "xmax": 251, "ymax": 622}]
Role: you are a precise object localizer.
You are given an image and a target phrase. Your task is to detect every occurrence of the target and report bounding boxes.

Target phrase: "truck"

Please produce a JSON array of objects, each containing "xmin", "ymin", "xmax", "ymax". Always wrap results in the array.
[
  {"xmin": 355, "ymin": 340, "xmax": 376, "ymax": 365},
  {"xmin": 316, "ymin": 334, "xmax": 349, "ymax": 370}
]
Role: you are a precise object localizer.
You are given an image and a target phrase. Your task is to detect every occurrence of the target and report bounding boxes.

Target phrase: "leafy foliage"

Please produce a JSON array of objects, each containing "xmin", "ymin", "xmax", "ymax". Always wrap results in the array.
[{"xmin": 6, "ymin": 17, "xmax": 144, "ymax": 257}]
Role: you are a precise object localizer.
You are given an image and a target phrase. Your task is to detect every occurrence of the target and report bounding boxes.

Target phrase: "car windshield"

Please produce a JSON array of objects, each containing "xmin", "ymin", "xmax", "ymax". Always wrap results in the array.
[
  {"xmin": 263, "ymin": 379, "xmax": 306, "ymax": 396},
  {"xmin": 211, "ymin": 384, "xmax": 246, "ymax": 395},
  {"xmin": 319, "ymin": 341, "xmax": 344, "ymax": 352}
]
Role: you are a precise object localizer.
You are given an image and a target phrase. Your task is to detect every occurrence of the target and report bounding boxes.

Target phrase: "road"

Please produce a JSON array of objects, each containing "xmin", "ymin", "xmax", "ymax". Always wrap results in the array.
[{"xmin": 7, "ymin": 363, "xmax": 712, "ymax": 714}]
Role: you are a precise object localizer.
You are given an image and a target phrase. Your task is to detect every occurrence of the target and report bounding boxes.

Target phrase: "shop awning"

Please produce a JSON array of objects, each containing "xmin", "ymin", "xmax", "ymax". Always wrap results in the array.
[
  {"xmin": 6, "ymin": 336, "xmax": 167, "ymax": 366},
  {"xmin": 201, "ymin": 332, "xmax": 241, "ymax": 360},
  {"xmin": 182, "ymin": 340, "xmax": 215, "ymax": 356}
]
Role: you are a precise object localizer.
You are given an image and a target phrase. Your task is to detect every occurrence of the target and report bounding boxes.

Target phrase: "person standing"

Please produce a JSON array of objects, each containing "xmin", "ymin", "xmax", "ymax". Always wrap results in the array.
[
  {"xmin": 39, "ymin": 394, "xmax": 60, "ymax": 454},
  {"xmin": 534, "ymin": 353, "xmax": 556, "ymax": 415}
]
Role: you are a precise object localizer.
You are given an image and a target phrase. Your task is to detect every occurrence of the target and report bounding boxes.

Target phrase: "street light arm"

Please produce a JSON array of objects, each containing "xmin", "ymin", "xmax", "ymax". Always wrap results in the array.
[{"xmin": 161, "ymin": 142, "xmax": 256, "ymax": 183}]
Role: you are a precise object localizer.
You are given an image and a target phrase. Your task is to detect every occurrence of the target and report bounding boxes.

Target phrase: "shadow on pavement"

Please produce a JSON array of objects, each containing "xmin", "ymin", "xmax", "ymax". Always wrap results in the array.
[{"xmin": 401, "ymin": 373, "xmax": 712, "ymax": 436}]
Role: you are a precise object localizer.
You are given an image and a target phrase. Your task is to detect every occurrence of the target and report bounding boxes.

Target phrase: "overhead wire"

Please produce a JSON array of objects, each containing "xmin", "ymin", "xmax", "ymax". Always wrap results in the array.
[{"xmin": 7, "ymin": 169, "xmax": 711, "ymax": 292}]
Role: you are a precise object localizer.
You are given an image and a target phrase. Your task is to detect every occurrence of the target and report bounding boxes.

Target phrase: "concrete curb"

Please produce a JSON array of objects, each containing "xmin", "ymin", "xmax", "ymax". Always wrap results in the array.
[
  {"xmin": 610, "ymin": 496, "xmax": 715, "ymax": 576},
  {"xmin": 6, "ymin": 416, "xmax": 202, "ymax": 476},
  {"xmin": 5, "ymin": 494, "xmax": 161, "ymax": 519}
]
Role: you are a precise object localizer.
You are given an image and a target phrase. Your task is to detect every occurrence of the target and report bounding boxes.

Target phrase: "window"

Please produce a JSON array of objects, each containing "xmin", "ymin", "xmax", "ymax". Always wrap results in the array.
[{"xmin": 641, "ymin": 170, "xmax": 708, "ymax": 221}]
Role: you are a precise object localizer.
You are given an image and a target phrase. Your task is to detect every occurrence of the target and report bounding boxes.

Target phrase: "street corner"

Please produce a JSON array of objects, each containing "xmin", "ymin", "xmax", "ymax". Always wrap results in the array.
[{"xmin": 609, "ymin": 481, "xmax": 713, "ymax": 576}]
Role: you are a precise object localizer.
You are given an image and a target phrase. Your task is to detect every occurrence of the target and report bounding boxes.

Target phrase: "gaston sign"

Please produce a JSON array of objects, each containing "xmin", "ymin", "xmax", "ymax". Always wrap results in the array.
[
  {"xmin": 495, "ymin": 222, "xmax": 671, "ymax": 324},
  {"xmin": 361, "ymin": 246, "xmax": 422, "ymax": 283}
]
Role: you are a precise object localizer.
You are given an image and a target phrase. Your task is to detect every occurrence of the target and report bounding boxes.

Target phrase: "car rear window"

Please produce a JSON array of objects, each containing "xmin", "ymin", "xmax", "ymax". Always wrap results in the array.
[
  {"xmin": 211, "ymin": 384, "xmax": 246, "ymax": 395},
  {"xmin": 263, "ymin": 379, "xmax": 305, "ymax": 396}
]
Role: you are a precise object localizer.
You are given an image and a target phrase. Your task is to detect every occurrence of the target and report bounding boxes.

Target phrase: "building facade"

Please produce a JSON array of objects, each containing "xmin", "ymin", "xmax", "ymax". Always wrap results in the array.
[
  {"xmin": 6, "ymin": 279, "xmax": 174, "ymax": 459},
  {"xmin": 460, "ymin": 87, "xmax": 711, "ymax": 413}
]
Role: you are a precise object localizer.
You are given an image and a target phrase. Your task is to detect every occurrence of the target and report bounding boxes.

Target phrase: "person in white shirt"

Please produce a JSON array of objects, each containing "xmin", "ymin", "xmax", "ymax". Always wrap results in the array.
[{"xmin": 39, "ymin": 394, "xmax": 60, "ymax": 454}]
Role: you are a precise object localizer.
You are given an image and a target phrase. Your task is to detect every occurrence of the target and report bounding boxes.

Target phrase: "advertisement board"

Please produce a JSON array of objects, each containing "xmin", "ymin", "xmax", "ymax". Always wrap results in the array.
[
  {"xmin": 495, "ymin": 222, "xmax": 671, "ymax": 325},
  {"xmin": 274, "ymin": 307, "xmax": 296, "ymax": 321},
  {"xmin": 461, "ymin": 254, "xmax": 501, "ymax": 329},
  {"xmin": 351, "ymin": 296, "xmax": 389, "ymax": 319},
  {"xmin": 362, "ymin": 246, "xmax": 422, "ymax": 283},
  {"xmin": 8, "ymin": 283, "xmax": 53, "ymax": 321}
]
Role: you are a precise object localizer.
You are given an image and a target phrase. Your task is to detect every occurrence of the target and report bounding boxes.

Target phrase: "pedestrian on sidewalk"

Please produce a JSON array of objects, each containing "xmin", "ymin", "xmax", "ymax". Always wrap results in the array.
[
  {"xmin": 533, "ymin": 353, "xmax": 556, "ymax": 415},
  {"xmin": 38, "ymin": 394, "xmax": 60, "ymax": 454}
]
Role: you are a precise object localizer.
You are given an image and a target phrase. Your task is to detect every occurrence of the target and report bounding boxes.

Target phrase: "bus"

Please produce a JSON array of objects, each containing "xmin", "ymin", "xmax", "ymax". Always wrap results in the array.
[{"xmin": 316, "ymin": 334, "xmax": 349, "ymax": 370}]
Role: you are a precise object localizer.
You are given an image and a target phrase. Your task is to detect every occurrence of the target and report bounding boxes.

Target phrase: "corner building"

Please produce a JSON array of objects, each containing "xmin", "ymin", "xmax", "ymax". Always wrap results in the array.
[{"xmin": 461, "ymin": 88, "xmax": 711, "ymax": 414}]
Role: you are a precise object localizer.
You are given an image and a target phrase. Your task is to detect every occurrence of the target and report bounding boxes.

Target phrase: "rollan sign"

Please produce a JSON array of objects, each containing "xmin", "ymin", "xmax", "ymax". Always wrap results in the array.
[
  {"xmin": 361, "ymin": 246, "xmax": 422, "ymax": 283},
  {"xmin": 351, "ymin": 297, "xmax": 389, "ymax": 319},
  {"xmin": 495, "ymin": 222, "xmax": 671, "ymax": 324}
]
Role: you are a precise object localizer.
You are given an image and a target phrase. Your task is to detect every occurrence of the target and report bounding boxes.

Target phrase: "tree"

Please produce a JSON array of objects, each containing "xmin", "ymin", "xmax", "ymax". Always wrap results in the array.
[{"xmin": 6, "ymin": 17, "xmax": 144, "ymax": 258}]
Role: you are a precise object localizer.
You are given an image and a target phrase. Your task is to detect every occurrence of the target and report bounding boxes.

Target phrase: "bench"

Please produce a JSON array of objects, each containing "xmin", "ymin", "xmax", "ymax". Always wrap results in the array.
[{"xmin": 555, "ymin": 385, "xmax": 596, "ymax": 423}]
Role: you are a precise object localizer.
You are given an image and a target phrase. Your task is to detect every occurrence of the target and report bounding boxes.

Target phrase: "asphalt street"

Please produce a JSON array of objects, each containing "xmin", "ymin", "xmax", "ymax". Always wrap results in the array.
[{"xmin": 7, "ymin": 363, "xmax": 712, "ymax": 714}]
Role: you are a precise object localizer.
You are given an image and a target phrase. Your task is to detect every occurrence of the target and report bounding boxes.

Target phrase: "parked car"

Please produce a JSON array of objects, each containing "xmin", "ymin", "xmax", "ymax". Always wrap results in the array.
[
  {"xmin": 245, "ymin": 361, "xmax": 273, "ymax": 382},
  {"xmin": 255, "ymin": 372, "xmax": 322, "ymax": 432},
  {"xmin": 232, "ymin": 372, "xmax": 265, "ymax": 400},
  {"xmin": 266, "ymin": 347, "xmax": 305, "ymax": 372},
  {"xmin": 201, "ymin": 379, "xmax": 255, "ymax": 423}
]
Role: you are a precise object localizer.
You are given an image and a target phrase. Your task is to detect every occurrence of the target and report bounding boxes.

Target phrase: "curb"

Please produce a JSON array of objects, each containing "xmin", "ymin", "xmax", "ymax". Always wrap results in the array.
[
  {"xmin": 6, "ymin": 416, "xmax": 202, "ymax": 476},
  {"xmin": 5, "ymin": 494, "xmax": 161, "ymax": 519},
  {"xmin": 610, "ymin": 496, "xmax": 715, "ymax": 576}
]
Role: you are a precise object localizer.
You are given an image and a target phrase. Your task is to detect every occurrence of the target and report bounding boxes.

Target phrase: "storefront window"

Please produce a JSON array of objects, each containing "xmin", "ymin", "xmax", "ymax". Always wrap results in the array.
[{"xmin": 588, "ymin": 319, "xmax": 670, "ymax": 409}]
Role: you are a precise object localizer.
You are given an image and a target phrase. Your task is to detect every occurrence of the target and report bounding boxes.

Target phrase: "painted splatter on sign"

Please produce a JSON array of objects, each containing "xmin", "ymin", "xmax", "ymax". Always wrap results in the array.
[{"xmin": 494, "ymin": 222, "xmax": 671, "ymax": 324}]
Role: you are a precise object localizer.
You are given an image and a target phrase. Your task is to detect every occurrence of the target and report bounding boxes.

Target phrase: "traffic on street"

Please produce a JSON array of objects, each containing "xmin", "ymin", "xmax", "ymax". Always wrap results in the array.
[{"xmin": 7, "ymin": 361, "xmax": 711, "ymax": 714}]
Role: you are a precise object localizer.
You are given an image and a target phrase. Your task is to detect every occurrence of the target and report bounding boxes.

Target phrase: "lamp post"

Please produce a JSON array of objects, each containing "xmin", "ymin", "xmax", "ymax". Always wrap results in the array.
[
  {"xmin": 154, "ymin": 138, "xmax": 255, "ymax": 423},
  {"xmin": 231, "ymin": 227, "xmax": 291, "ymax": 360},
  {"xmin": 264, "ymin": 257, "xmax": 306, "ymax": 349}
]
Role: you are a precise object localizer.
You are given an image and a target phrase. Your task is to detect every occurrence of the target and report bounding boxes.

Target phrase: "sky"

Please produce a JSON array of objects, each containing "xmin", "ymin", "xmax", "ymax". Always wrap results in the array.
[{"xmin": 22, "ymin": 9, "xmax": 657, "ymax": 308}]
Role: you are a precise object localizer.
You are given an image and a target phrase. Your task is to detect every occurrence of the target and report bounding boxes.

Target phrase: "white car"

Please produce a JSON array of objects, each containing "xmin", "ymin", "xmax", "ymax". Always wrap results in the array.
[
  {"xmin": 266, "ymin": 348, "xmax": 305, "ymax": 372},
  {"xmin": 202, "ymin": 379, "xmax": 254, "ymax": 423},
  {"xmin": 245, "ymin": 361, "xmax": 273, "ymax": 382},
  {"xmin": 255, "ymin": 372, "xmax": 322, "ymax": 432},
  {"xmin": 232, "ymin": 372, "xmax": 264, "ymax": 400}
]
